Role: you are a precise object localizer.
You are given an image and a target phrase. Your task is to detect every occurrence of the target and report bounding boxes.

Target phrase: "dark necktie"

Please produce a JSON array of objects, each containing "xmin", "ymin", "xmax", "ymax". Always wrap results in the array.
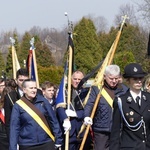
[{"xmin": 136, "ymin": 96, "xmax": 141, "ymax": 107}]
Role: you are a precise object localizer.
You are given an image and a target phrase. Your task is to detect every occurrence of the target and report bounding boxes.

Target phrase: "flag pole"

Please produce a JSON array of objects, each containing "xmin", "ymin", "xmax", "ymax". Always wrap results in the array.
[
  {"xmin": 30, "ymin": 37, "xmax": 39, "ymax": 88},
  {"xmin": 10, "ymin": 37, "xmax": 16, "ymax": 79},
  {"xmin": 64, "ymin": 12, "xmax": 74, "ymax": 150},
  {"xmin": 10, "ymin": 37, "xmax": 20, "ymax": 79},
  {"xmin": 79, "ymin": 15, "xmax": 129, "ymax": 150},
  {"xmin": 65, "ymin": 43, "xmax": 73, "ymax": 150}
]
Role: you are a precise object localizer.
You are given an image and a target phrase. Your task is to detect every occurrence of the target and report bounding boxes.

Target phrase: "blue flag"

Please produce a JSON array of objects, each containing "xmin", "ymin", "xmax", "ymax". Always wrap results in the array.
[
  {"xmin": 55, "ymin": 62, "xmax": 68, "ymax": 108},
  {"xmin": 26, "ymin": 39, "xmax": 39, "ymax": 88}
]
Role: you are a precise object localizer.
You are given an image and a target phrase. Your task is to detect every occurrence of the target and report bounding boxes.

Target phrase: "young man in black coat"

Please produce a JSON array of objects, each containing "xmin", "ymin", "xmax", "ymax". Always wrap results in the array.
[{"xmin": 4, "ymin": 68, "xmax": 29, "ymax": 139}]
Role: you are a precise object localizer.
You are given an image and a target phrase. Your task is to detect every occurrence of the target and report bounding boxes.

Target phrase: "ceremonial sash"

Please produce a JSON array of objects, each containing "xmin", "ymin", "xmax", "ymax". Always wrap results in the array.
[
  {"xmin": 101, "ymin": 88, "xmax": 113, "ymax": 108},
  {"xmin": 16, "ymin": 98, "xmax": 55, "ymax": 141}
]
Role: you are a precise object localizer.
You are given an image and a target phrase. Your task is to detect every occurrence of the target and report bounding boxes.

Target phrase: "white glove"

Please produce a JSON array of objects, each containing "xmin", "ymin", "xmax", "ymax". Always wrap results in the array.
[
  {"xmin": 65, "ymin": 109, "xmax": 77, "ymax": 117},
  {"xmin": 63, "ymin": 119, "xmax": 71, "ymax": 134},
  {"xmin": 84, "ymin": 117, "xmax": 93, "ymax": 125},
  {"xmin": 55, "ymin": 144, "xmax": 61, "ymax": 150},
  {"xmin": 17, "ymin": 144, "xmax": 19, "ymax": 150}
]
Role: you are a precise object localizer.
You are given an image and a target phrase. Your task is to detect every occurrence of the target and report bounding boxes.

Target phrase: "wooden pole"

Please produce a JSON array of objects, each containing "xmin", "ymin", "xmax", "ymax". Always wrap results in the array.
[
  {"xmin": 12, "ymin": 45, "xmax": 16, "ymax": 79},
  {"xmin": 79, "ymin": 15, "xmax": 128, "ymax": 150},
  {"xmin": 10, "ymin": 37, "xmax": 16, "ymax": 79},
  {"xmin": 65, "ymin": 45, "xmax": 73, "ymax": 150},
  {"xmin": 79, "ymin": 91, "xmax": 102, "ymax": 150}
]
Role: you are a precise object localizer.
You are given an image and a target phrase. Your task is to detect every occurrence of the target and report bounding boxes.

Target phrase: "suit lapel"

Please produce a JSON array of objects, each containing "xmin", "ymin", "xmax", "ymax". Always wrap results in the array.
[{"xmin": 140, "ymin": 92, "xmax": 148, "ymax": 113}]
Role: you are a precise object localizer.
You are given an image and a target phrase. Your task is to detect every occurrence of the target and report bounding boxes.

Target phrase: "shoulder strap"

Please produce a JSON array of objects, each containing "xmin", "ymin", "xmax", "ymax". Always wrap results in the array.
[
  {"xmin": 101, "ymin": 88, "xmax": 113, "ymax": 108},
  {"xmin": 7, "ymin": 93, "xmax": 14, "ymax": 105},
  {"xmin": 16, "ymin": 97, "xmax": 55, "ymax": 141}
]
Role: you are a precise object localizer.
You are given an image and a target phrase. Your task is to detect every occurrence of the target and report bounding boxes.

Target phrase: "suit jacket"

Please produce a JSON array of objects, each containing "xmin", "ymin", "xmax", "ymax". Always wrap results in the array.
[
  {"xmin": 110, "ymin": 90, "xmax": 150, "ymax": 150},
  {"xmin": 4, "ymin": 88, "xmax": 21, "ymax": 139},
  {"xmin": 57, "ymin": 87, "xmax": 89, "ymax": 141}
]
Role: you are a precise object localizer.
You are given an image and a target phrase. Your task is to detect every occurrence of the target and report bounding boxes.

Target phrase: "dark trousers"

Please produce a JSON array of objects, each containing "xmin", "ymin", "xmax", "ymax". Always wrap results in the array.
[
  {"xmin": 62, "ymin": 132, "xmax": 92, "ymax": 150},
  {"xmin": 94, "ymin": 132, "xmax": 110, "ymax": 150},
  {"xmin": 19, "ymin": 141, "xmax": 55, "ymax": 150},
  {"xmin": 0, "ymin": 135, "xmax": 9, "ymax": 150}
]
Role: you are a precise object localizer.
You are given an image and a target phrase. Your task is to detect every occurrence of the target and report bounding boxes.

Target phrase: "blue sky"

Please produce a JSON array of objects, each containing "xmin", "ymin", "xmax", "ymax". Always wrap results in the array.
[{"xmin": 0, "ymin": 0, "xmax": 140, "ymax": 33}]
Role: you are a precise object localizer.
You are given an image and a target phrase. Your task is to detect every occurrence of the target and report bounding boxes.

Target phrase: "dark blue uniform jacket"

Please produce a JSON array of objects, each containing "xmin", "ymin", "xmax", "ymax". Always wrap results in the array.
[{"xmin": 9, "ymin": 94, "xmax": 62, "ymax": 150}]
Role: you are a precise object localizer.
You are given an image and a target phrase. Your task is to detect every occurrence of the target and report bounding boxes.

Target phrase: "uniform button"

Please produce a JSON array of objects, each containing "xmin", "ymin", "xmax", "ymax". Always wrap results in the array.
[
  {"xmin": 142, "ymin": 132, "xmax": 144, "ymax": 134},
  {"xmin": 143, "ymin": 140, "xmax": 145, "ymax": 143}
]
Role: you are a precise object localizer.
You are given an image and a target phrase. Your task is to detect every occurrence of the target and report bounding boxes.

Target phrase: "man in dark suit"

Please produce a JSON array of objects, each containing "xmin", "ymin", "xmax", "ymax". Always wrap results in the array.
[
  {"xmin": 110, "ymin": 63, "xmax": 150, "ymax": 150},
  {"xmin": 4, "ymin": 68, "xmax": 29, "ymax": 139}
]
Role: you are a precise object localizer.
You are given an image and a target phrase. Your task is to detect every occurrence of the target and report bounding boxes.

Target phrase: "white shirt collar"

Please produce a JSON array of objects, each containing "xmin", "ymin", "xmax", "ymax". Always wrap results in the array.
[
  {"xmin": 0, "ymin": 108, "xmax": 5, "ymax": 116},
  {"xmin": 18, "ymin": 88, "xmax": 24, "ymax": 97},
  {"xmin": 130, "ymin": 90, "xmax": 141, "ymax": 103}
]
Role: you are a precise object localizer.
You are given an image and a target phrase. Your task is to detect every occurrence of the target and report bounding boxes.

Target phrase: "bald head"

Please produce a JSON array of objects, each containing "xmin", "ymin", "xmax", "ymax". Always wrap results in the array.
[{"xmin": 71, "ymin": 71, "xmax": 84, "ymax": 89}]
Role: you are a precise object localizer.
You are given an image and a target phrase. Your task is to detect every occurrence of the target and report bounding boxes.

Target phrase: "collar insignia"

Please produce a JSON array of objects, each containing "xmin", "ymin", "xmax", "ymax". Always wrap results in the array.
[
  {"xmin": 127, "ymin": 96, "xmax": 132, "ymax": 103},
  {"xmin": 142, "ymin": 95, "xmax": 146, "ymax": 101}
]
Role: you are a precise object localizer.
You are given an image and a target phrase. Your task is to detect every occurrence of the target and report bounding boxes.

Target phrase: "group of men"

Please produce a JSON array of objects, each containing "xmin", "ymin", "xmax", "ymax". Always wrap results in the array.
[
  {"xmin": 56, "ymin": 65, "xmax": 127, "ymax": 150},
  {"xmin": 0, "ymin": 64, "xmax": 129, "ymax": 150}
]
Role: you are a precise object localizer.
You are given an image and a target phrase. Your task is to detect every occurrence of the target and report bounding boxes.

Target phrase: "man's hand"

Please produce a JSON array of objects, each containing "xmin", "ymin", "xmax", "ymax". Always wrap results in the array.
[{"xmin": 84, "ymin": 117, "xmax": 93, "ymax": 125}]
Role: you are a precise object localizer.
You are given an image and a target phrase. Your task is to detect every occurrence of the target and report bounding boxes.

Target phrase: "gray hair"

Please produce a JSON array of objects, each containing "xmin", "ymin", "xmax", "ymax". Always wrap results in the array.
[
  {"xmin": 22, "ymin": 79, "xmax": 36, "ymax": 88},
  {"xmin": 104, "ymin": 65, "xmax": 120, "ymax": 76}
]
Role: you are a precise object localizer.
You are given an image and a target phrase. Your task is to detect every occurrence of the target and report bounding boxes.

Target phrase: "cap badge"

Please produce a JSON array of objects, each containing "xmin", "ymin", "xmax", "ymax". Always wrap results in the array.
[{"xmin": 133, "ymin": 67, "xmax": 138, "ymax": 72}]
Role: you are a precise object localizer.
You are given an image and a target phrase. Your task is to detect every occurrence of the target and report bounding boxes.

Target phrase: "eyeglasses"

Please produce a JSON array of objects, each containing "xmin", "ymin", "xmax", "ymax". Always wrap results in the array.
[{"xmin": 106, "ymin": 76, "xmax": 119, "ymax": 81}]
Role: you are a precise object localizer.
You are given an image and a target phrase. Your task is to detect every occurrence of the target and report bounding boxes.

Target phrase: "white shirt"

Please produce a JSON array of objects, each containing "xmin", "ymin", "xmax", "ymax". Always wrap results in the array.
[
  {"xmin": 0, "ymin": 108, "xmax": 5, "ymax": 116},
  {"xmin": 130, "ymin": 90, "xmax": 141, "ymax": 105},
  {"xmin": 18, "ymin": 88, "xmax": 24, "ymax": 97}
]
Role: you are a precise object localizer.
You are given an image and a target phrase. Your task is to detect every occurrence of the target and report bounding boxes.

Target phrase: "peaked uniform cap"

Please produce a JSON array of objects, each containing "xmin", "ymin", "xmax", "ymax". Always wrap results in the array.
[{"xmin": 123, "ymin": 63, "xmax": 147, "ymax": 78}]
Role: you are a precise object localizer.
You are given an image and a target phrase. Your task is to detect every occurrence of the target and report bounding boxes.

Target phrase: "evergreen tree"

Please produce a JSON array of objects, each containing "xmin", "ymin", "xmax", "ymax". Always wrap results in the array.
[
  {"xmin": 13, "ymin": 33, "xmax": 20, "ymax": 53},
  {"xmin": 114, "ymin": 51, "xmax": 135, "ymax": 73},
  {"xmin": 5, "ymin": 47, "xmax": 13, "ymax": 78},
  {"xmin": 98, "ymin": 27, "xmax": 117, "ymax": 59},
  {"xmin": 114, "ymin": 24, "xmax": 147, "ymax": 70},
  {"xmin": 73, "ymin": 17, "xmax": 103, "ymax": 74},
  {"xmin": 34, "ymin": 36, "xmax": 55, "ymax": 67},
  {"xmin": 18, "ymin": 32, "xmax": 31, "ymax": 68},
  {"xmin": 0, "ymin": 51, "xmax": 6, "ymax": 77},
  {"xmin": 98, "ymin": 24, "xmax": 147, "ymax": 72}
]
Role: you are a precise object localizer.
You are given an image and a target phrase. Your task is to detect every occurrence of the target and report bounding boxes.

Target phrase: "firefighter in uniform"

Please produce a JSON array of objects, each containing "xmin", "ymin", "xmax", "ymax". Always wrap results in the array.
[{"xmin": 110, "ymin": 63, "xmax": 150, "ymax": 150}]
